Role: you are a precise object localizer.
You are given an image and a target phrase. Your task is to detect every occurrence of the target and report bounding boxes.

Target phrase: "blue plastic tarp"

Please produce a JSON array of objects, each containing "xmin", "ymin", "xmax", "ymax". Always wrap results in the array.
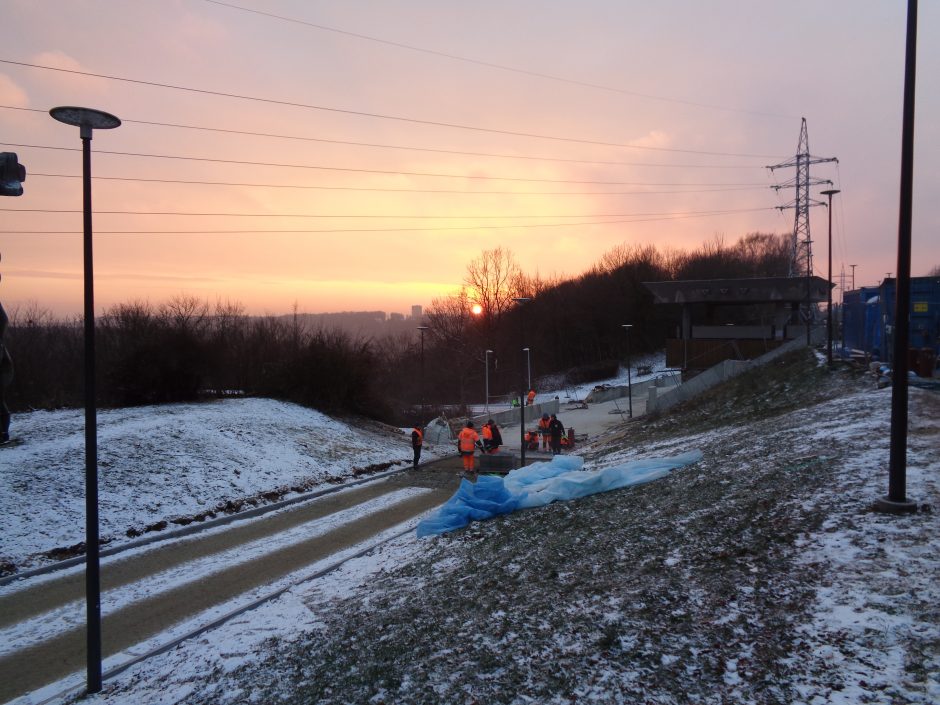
[{"xmin": 416, "ymin": 450, "xmax": 702, "ymax": 537}]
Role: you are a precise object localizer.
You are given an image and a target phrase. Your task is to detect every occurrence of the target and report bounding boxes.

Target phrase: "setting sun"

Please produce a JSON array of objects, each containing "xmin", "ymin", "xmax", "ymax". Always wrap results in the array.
[{"xmin": 471, "ymin": 304, "xmax": 483, "ymax": 316}]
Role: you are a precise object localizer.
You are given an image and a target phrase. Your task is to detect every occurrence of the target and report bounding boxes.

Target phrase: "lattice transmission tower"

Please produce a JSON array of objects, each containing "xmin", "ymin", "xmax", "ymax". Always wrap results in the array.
[{"xmin": 767, "ymin": 118, "xmax": 837, "ymax": 277}]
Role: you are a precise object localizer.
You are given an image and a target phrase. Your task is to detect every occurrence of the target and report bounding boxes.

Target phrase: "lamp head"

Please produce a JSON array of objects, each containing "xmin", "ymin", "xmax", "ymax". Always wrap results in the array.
[{"xmin": 50, "ymin": 107, "xmax": 121, "ymax": 139}]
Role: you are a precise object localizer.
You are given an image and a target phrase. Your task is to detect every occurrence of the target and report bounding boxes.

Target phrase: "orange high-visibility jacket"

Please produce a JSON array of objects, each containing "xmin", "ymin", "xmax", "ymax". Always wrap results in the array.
[
  {"xmin": 458, "ymin": 427, "xmax": 479, "ymax": 453},
  {"xmin": 527, "ymin": 389, "xmax": 536, "ymax": 404},
  {"xmin": 411, "ymin": 428, "xmax": 423, "ymax": 447},
  {"xmin": 537, "ymin": 417, "xmax": 551, "ymax": 434},
  {"xmin": 481, "ymin": 424, "xmax": 493, "ymax": 441}
]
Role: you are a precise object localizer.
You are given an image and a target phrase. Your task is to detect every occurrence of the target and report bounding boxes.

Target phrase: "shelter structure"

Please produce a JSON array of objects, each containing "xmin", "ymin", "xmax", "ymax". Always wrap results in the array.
[{"xmin": 643, "ymin": 276, "xmax": 831, "ymax": 375}]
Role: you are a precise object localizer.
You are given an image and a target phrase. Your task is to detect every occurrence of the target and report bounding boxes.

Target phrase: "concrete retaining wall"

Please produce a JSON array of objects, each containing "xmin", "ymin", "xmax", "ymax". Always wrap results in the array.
[
  {"xmin": 647, "ymin": 329, "xmax": 823, "ymax": 414},
  {"xmin": 470, "ymin": 399, "xmax": 560, "ymax": 430},
  {"xmin": 584, "ymin": 374, "xmax": 680, "ymax": 404}
]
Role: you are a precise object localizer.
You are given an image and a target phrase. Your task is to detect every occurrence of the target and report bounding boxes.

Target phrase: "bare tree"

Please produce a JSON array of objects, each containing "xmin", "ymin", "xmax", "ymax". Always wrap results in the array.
[
  {"xmin": 464, "ymin": 247, "xmax": 523, "ymax": 323},
  {"xmin": 595, "ymin": 243, "xmax": 664, "ymax": 275},
  {"xmin": 160, "ymin": 295, "xmax": 210, "ymax": 334},
  {"xmin": 425, "ymin": 288, "xmax": 473, "ymax": 352}
]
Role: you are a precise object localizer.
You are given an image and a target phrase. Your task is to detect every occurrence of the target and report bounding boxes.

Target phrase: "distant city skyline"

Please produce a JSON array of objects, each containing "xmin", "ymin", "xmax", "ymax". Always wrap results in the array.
[{"xmin": 1, "ymin": 1, "xmax": 938, "ymax": 317}]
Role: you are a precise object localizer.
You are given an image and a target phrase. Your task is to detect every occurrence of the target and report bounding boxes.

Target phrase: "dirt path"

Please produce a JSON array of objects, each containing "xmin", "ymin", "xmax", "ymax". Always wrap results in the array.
[{"xmin": 0, "ymin": 457, "xmax": 464, "ymax": 703}]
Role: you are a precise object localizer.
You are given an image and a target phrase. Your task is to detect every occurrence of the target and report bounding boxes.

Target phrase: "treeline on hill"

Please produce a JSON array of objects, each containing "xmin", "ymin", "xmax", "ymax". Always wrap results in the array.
[
  {"xmin": 5, "ymin": 299, "xmax": 389, "ymax": 419},
  {"xmin": 3, "ymin": 233, "xmax": 789, "ymax": 424}
]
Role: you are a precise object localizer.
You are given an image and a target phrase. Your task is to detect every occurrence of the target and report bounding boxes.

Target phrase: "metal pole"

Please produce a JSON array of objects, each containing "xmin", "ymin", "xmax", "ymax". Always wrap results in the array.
[
  {"xmin": 80, "ymin": 125, "xmax": 102, "ymax": 694},
  {"xmin": 484, "ymin": 350, "xmax": 492, "ymax": 415},
  {"xmin": 519, "ymin": 333, "xmax": 525, "ymax": 466},
  {"xmin": 821, "ymin": 189, "xmax": 840, "ymax": 365},
  {"xmin": 523, "ymin": 348, "xmax": 532, "ymax": 389},
  {"xmin": 622, "ymin": 325, "xmax": 633, "ymax": 418},
  {"xmin": 805, "ymin": 216, "xmax": 812, "ymax": 346},
  {"xmin": 417, "ymin": 326, "xmax": 428, "ymax": 422},
  {"xmin": 50, "ymin": 106, "xmax": 120, "ymax": 697},
  {"xmin": 514, "ymin": 298, "xmax": 531, "ymax": 466},
  {"xmin": 878, "ymin": 0, "xmax": 918, "ymax": 513}
]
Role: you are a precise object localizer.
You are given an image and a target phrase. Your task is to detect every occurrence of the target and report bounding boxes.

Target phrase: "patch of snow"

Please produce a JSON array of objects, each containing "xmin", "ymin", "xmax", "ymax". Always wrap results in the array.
[{"xmin": 1, "ymin": 398, "xmax": 440, "ymax": 571}]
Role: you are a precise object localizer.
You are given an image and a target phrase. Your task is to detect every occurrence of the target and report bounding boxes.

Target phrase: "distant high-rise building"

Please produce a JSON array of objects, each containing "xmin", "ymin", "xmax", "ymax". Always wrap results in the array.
[
  {"xmin": 389, "ymin": 312, "xmax": 405, "ymax": 322},
  {"xmin": 411, "ymin": 305, "xmax": 423, "ymax": 319}
]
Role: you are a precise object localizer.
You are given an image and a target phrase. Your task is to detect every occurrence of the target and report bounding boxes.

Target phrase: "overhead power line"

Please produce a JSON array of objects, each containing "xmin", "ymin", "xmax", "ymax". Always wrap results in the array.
[
  {"xmin": 201, "ymin": 0, "xmax": 796, "ymax": 121},
  {"xmin": 1, "ymin": 206, "xmax": 775, "ymax": 219},
  {"xmin": 2, "ymin": 143, "xmax": 769, "ymax": 187},
  {"xmin": 0, "ymin": 105, "xmax": 765, "ymax": 170},
  {"xmin": 0, "ymin": 59, "xmax": 785, "ymax": 159},
  {"xmin": 0, "ymin": 206, "xmax": 777, "ymax": 234},
  {"xmin": 26, "ymin": 172, "xmax": 770, "ymax": 196}
]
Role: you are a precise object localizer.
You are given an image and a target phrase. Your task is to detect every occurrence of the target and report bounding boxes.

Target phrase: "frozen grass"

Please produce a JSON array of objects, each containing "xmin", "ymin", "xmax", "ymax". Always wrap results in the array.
[{"xmin": 87, "ymin": 349, "xmax": 939, "ymax": 704}]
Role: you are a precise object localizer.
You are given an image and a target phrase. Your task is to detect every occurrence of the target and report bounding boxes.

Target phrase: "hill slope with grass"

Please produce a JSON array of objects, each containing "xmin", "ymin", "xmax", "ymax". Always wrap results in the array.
[{"xmin": 90, "ymin": 349, "xmax": 940, "ymax": 705}]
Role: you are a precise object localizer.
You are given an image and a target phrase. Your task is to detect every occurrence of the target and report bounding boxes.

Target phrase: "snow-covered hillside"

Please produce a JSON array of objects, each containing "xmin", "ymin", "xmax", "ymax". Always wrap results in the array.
[
  {"xmin": 0, "ymin": 398, "xmax": 429, "ymax": 573},
  {"xmin": 76, "ymin": 351, "xmax": 939, "ymax": 705}
]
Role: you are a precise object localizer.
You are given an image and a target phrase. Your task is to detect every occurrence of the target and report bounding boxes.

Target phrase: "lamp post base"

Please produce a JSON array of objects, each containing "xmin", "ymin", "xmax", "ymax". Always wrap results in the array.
[{"xmin": 873, "ymin": 497, "xmax": 918, "ymax": 514}]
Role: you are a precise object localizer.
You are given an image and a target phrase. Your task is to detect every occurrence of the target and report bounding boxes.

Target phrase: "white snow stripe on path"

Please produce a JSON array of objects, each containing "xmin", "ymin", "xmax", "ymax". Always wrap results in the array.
[{"xmin": 0, "ymin": 487, "xmax": 432, "ymax": 658}]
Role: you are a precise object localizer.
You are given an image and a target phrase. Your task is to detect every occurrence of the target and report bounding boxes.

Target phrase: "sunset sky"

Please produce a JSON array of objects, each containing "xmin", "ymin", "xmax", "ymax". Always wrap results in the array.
[{"xmin": 1, "ymin": 1, "xmax": 938, "ymax": 318}]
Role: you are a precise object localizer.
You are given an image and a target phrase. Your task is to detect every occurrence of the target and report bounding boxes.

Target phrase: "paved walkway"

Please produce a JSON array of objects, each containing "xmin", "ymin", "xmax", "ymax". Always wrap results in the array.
[
  {"xmin": 497, "ymin": 395, "xmax": 651, "ymax": 450},
  {"xmin": 0, "ymin": 457, "xmax": 467, "ymax": 704},
  {"xmin": 0, "ymin": 398, "xmax": 658, "ymax": 703}
]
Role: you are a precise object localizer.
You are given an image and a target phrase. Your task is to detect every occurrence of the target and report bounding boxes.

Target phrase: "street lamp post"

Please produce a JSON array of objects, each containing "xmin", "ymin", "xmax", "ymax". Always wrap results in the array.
[
  {"xmin": 522, "ymin": 347, "xmax": 531, "ymax": 390},
  {"xmin": 49, "ymin": 106, "xmax": 121, "ymax": 695},
  {"xmin": 877, "ymin": 0, "xmax": 918, "ymax": 514},
  {"xmin": 513, "ymin": 297, "xmax": 532, "ymax": 466},
  {"xmin": 484, "ymin": 349, "xmax": 493, "ymax": 415},
  {"xmin": 805, "ymin": 234, "xmax": 813, "ymax": 347},
  {"xmin": 622, "ymin": 325, "xmax": 633, "ymax": 418},
  {"xmin": 821, "ymin": 189, "xmax": 840, "ymax": 365},
  {"xmin": 417, "ymin": 326, "xmax": 429, "ymax": 422}
]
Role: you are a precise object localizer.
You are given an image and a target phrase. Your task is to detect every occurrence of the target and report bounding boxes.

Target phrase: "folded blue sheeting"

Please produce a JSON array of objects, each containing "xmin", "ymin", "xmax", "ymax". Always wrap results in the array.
[{"xmin": 416, "ymin": 450, "xmax": 702, "ymax": 537}]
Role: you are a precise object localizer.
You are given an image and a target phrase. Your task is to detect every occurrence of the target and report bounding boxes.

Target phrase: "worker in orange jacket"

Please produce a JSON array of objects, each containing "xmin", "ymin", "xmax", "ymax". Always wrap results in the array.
[
  {"xmin": 537, "ymin": 413, "xmax": 551, "ymax": 451},
  {"xmin": 480, "ymin": 419, "xmax": 503, "ymax": 454},
  {"xmin": 457, "ymin": 420, "xmax": 480, "ymax": 473},
  {"xmin": 481, "ymin": 421, "xmax": 493, "ymax": 452},
  {"xmin": 526, "ymin": 388, "xmax": 536, "ymax": 406},
  {"xmin": 411, "ymin": 425, "xmax": 423, "ymax": 469}
]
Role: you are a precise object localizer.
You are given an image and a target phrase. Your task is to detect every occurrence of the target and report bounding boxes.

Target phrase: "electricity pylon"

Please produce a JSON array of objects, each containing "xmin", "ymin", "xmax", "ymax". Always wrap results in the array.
[{"xmin": 767, "ymin": 118, "xmax": 838, "ymax": 277}]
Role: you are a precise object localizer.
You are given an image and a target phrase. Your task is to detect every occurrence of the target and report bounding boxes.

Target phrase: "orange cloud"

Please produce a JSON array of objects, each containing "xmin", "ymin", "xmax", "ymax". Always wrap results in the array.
[
  {"xmin": 0, "ymin": 74, "xmax": 29, "ymax": 108},
  {"xmin": 30, "ymin": 51, "xmax": 110, "ymax": 96}
]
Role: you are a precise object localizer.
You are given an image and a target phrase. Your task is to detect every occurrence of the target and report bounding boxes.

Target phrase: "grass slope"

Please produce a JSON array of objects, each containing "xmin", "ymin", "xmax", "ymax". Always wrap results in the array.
[{"xmin": 105, "ymin": 350, "xmax": 940, "ymax": 705}]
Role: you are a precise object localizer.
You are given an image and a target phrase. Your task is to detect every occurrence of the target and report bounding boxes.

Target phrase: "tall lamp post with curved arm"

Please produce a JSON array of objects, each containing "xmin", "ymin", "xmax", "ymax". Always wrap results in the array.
[{"xmin": 49, "ymin": 105, "xmax": 121, "ymax": 696}]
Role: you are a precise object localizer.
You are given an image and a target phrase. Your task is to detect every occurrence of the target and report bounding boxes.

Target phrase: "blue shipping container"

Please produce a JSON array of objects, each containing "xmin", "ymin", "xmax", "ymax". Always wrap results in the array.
[{"xmin": 842, "ymin": 277, "xmax": 940, "ymax": 360}]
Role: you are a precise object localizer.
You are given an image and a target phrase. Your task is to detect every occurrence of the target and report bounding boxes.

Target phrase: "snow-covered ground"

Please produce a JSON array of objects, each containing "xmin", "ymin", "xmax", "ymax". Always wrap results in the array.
[
  {"xmin": 62, "ymin": 352, "xmax": 939, "ymax": 705},
  {"xmin": 1, "ymin": 356, "xmax": 664, "ymax": 575},
  {"xmin": 0, "ymin": 398, "xmax": 438, "ymax": 573},
  {"xmin": 471, "ymin": 351, "xmax": 668, "ymax": 413}
]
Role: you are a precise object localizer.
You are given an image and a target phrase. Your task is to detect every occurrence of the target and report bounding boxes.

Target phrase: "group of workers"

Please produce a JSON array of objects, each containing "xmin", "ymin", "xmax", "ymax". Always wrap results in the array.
[
  {"xmin": 527, "ymin": 412, "xmax": 566, "ymax": 454},
  {"xmin": 456, "ymin": 418, "xmax": 503, "ymax": 473},
  {"xmin": 411, "ymin": 410, "xmax": 568, "ymax": 476},
  {"xmin": 510, "ymin": 388, "xmax": 538, "ymax": 408},
  {"xmin": 412, "ymin": 418, "xmax": 506, "ymax": 473}
]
